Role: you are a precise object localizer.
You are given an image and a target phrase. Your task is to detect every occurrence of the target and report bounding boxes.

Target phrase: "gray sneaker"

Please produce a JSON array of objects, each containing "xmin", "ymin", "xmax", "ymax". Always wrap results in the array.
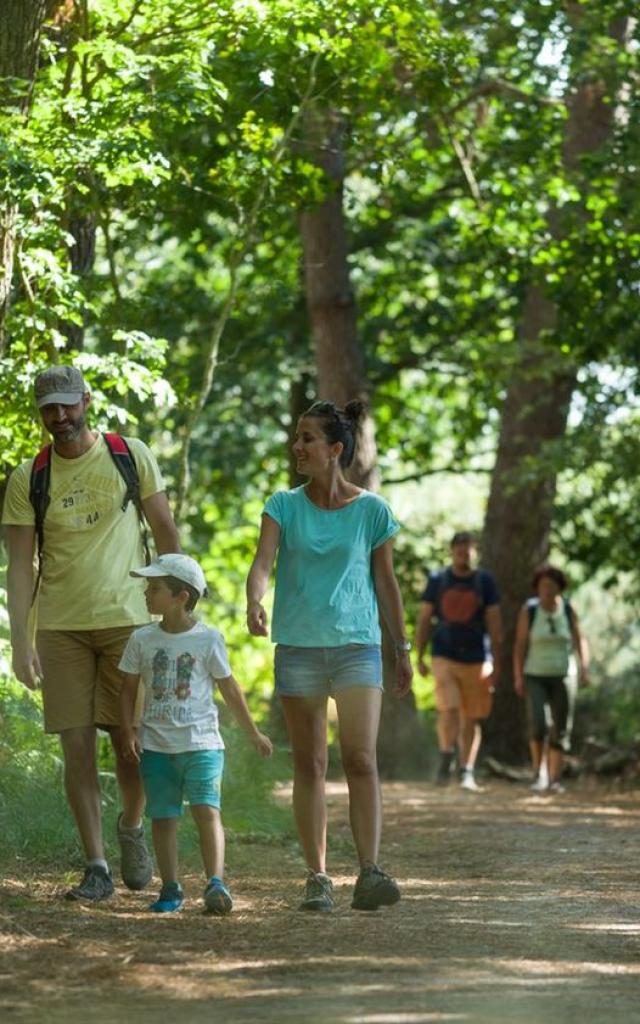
[
  {"xmin": 117, "ymin": 813, "xmax": 153, "ymax": 890},
  {"xmin": 65, "ymin": 865, "xmax": 114, "ymax": 902},
  {"xmin": 351, "ymin": 864, "xmax": 400, "ymax": 911},
  {"xmin": 300, "ymin": 870, "xmax": 335, "ymax": 912}
]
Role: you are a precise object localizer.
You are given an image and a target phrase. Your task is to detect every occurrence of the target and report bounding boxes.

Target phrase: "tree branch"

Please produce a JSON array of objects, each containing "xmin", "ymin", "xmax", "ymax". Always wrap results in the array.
[
  {"xmin": 175, "ymin": 52, "xmax": 325, "ymax": 519},
  {"xmin": 447, "ymin": 78, "xmax": 564, "ymax": 118},
  {"xmin": 384, "ymin": 463, "xmax": 492, "ymax": 485}
]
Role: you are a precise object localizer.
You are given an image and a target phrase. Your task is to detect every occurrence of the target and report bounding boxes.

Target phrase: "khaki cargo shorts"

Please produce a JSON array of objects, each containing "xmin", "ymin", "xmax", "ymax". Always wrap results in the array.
[
  {"xmin": 36, "ymin": 626, "xmax": 144, "ymax": 733},
  {"xmin": 432, "ymin": 656, "xmax": 494, "ymax": 721}
]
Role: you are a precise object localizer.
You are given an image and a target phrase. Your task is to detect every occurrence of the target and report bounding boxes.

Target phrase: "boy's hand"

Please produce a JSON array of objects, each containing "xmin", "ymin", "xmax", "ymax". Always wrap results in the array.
[
  {"xmin": 251, "ymin": 731, "xmax": 273, "ymax": 757},
  {"xmin": 121, "ymin": 729, "xmax": 141, "ymax": 763}
]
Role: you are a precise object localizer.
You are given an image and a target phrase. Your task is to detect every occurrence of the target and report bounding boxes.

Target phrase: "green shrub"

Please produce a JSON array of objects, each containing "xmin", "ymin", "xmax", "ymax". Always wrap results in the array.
[{"xmin": 0, "ymin": 676, "xmax": 292, "ymax": 870}]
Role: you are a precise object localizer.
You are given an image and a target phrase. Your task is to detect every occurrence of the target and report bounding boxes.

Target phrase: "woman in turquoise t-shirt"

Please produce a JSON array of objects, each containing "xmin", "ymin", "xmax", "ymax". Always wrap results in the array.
[
  {"xmin": 247, "ymin": 400, "xmax": 413, "ymax": 913},
  {"xmin": 513, "ymin": 564, "xmax": 589, "ymax": 794}
]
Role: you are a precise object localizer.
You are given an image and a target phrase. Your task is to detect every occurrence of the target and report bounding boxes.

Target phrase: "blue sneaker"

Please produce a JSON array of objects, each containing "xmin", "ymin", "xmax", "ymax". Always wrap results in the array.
[
  {"xmin": 149, "ymin": 882, "xmax": 183, "ymax": 913},
  {"xmin": 203, "ymin": 876, "xmax": 233, "ymax": 915}
]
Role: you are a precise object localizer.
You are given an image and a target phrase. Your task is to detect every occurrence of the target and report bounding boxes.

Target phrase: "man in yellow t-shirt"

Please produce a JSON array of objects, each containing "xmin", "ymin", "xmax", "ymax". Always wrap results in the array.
[{"xmin": 2, "ymin": 365, "xmax": 181, "ymax": 902}]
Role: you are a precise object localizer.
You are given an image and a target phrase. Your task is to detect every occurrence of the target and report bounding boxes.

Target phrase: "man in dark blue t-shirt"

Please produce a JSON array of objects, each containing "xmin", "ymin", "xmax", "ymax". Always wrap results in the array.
[{"xmin": 416, "ymin": 531, "xmax": 502, "ymax": 791}]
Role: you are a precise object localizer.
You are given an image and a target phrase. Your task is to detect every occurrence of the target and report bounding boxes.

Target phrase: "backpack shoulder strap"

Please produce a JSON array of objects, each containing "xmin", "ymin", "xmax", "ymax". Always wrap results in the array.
[
  {"xmin": 526, "ymin": 597, "xmax": 540, "ymax": 627},
  {"xmin": 563, "ymin": 597, "xmax": 574, "ymax": 631},
  {"xmin": 102, "ymin": 433, "xmax": 151, "ymax": 564},
  {"xmin": 28, "ymin": 445, "xmax": 53, "ymax": 605},
  {"xmin": 103, "ymin": 433, "xmax": 139, "ymax": 512}
]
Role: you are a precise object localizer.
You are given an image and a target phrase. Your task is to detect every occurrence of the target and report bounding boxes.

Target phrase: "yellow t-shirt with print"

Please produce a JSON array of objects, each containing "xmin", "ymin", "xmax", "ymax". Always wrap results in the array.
[{"xmin": 2, "ymin": 434, "xmax": 165, "ymax": 630}]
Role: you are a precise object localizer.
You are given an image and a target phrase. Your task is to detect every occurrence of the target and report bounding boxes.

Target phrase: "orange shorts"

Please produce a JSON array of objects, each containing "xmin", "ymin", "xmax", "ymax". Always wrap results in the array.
[
  {"xmin": 36, "ymin": 626, "xmax": 144, "ymax": 733},
  {"xmin": 432, "ymin": 657, "xmax": 494, "ymax": 720}
]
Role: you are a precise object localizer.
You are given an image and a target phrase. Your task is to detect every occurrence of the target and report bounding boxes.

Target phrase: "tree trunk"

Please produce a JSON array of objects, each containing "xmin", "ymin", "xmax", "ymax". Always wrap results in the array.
[
  {"xmin": 482, "ymin": 15, "xmax": 634, "ymax": 763},
  {"xmin": 0, "ymin": 0, "xmax": 50, "ymax": 353},
  {"xmin": 60, "ymin": 208, "xmax": 96, "ymax": 350},
  {"xmin": 299, "ymin": 102, "xmax": 423, "ymax": 776},
  {"xmin": 287, "ymin": 372, "xmax": 312, "ymax": 489},
  {"xmin": 482, "ymin": 303, "xmax": 575, "ymax": 762},
  {"xmin": 300, "ymin": 103, "xmax": 379, "ymax": 491}
]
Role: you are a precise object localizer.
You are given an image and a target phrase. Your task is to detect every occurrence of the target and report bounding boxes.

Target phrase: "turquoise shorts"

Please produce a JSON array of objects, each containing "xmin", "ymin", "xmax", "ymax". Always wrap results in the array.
[
  {"xmin": 274, "ymin": 643, "xmax": 383, "ymax": 698},
  {"xmin": 140, "ymin": 749, "xmax": 224, "ymax": 819}
]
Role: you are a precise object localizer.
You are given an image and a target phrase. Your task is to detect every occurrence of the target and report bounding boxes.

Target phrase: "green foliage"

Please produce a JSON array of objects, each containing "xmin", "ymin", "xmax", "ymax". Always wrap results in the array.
[
  {"xmin": 0, "ymin": 674, "xmax": 291, "ymax": 868},
  {"xmin": 2, "ymin": 0, "xmax": 640, "ymax": 793},
  {"xmin": 0, "ymin": 677, "xmax": 78, "ymax": 865}
]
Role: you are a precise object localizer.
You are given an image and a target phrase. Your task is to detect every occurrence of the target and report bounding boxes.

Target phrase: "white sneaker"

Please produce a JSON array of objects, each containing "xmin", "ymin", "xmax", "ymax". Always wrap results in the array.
[
  {"xmin": 548, "ymin": 781, "xmax": 566, "ymax": 794},
  {"xmin": 530, "ymin": 776, "xmax": 548, "ymax": 793},
  {"xmin": 460, "ymin": 771, "xmax": 483, "ymax": 792}
]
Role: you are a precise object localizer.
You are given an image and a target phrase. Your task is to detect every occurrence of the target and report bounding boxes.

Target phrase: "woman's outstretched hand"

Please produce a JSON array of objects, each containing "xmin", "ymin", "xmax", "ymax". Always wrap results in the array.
[{"xmin": 247, "ymin": 600, "xmax": 268, "ymax": 636}]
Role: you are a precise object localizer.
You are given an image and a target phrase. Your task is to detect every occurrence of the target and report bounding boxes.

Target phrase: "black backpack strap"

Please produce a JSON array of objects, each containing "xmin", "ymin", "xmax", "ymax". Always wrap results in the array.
[
  {"xmin": 28, "ymin": 444, "xmax": 52, "ymax": 605},
  {"xmin": 102, "ymin": 433, "xmax": 151, "ymax": 564},
  {"xmin": 528, "ymin": 597, "xmax": 573, "ymax": 630}
]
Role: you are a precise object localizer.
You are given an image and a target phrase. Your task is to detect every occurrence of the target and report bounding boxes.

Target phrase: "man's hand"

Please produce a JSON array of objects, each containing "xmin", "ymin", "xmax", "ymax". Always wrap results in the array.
[
  {"xmin": 514, "ymin": 675, "xmax": 525, "ymax": 699},
  {"xmin": 417, "ymin": 655, "xmax": 430, "ymax": 678},
  {"xmin": 247, "ymin": 600, "xmax": 268, "ymax": 637},
  {"xmin": 12, "ymin": 644, "xmax": 42, "ymax": 691},
  {"xmin": 121, "ymin": 729, "xmax": 141, "ymax": 763},
  {"xmin": 395, "ymin": 651, "xmax": 413, "ymax": 697}
]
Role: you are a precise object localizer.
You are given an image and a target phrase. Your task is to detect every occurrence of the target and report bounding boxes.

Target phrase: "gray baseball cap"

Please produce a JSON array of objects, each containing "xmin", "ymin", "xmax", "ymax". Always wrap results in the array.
[{"xmin": 34, "ymin": 366, "xmax": 89, "ymax": 408}]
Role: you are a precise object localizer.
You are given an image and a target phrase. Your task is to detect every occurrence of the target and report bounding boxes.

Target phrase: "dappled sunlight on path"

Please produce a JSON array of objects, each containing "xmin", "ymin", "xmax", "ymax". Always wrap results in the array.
[{"xmin": 1, "ymin": 780, "xmax": 639, "ymax": 1023}]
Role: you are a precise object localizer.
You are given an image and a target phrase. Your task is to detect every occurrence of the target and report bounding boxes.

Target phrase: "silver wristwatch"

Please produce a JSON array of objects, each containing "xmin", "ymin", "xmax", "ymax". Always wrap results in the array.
[{"xmin": 395, "ymin": 640, "xmax": 412, "ymax": 654}]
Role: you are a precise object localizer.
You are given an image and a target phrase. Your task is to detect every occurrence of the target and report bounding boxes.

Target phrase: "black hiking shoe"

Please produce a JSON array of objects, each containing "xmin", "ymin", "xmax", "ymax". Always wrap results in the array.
[
  {"xmin": 351, "ymin": 864, "xmax": 400, "ymax": 911},
  {"xmin": 117, "ymin": 813, "xmax": 153, "ymax": 891},
  {"xmin": 300, "ymin": 870, "xmax": 335, "ymax": 912},
  {"xmin": 65, "ymin": 865, "xmax": 114, "ymax": 903},
  {"xmin": 435, "ymin": 750, "xmax": 455, "ymax": 786}
]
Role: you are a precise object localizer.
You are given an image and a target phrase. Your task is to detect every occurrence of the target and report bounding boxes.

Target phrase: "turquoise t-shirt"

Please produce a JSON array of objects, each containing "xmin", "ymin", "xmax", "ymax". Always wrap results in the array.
[{"xmin": 263, "ymin": 486, "xmax": 400, "ymax": 647}]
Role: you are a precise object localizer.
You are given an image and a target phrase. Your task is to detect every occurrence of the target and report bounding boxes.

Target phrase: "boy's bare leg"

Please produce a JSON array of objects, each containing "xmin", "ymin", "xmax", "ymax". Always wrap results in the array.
[
  {"xmin": 151, "ymin": 818, "xmax": 179, "ymax": 883},
  {"xmin": 190, "ymin": 805, "xmax": 225, "ymax": 878}
]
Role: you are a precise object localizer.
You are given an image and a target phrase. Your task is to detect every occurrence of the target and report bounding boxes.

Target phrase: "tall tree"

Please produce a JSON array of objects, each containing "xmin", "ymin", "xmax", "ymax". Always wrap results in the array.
[
  {"xmin": 482, "ymin": 10, "xmax": 636, "ymax": 761},
  {"xmin": 0, "ymin": 0, "xmax": 50, "ymax": 352},
  {"xmin": 299, "ymin": 102, "xmax": 425, "ymax": 776}
]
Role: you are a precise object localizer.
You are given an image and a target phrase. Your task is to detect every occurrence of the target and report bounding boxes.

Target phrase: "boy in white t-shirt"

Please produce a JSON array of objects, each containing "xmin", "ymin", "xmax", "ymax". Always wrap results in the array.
[{"xmin": 119, "ymin": 553, "xmax": 272, "ymax": 914}]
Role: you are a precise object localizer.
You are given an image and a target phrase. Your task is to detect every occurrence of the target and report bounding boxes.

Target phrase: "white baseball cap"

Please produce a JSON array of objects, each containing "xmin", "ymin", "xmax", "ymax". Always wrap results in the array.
[{"xmin": 130, "ymin": 554, "xmax": 208, "ymax": 596}]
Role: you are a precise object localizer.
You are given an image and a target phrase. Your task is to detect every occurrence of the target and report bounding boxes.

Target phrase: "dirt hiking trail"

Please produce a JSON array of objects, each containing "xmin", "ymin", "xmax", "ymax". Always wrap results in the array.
[{"xmin": 1, "ymin": 780, "xmax": 639, "ymax": 1024}]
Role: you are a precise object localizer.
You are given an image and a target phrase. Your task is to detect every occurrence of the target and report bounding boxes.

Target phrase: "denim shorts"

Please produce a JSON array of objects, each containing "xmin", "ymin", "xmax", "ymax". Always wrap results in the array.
[
  {"xmin": 274, "ymin": 644, "xmax": 383, "ymax": 698},
  {"xmin": 140, "ymin": 749, "xmax": 224, "ymax": 818}
]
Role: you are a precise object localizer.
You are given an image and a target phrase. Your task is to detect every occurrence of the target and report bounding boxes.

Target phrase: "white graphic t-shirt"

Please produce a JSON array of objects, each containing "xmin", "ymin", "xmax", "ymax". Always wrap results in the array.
[{"xmin": 119, "ymin": 622, "xmax": 232, "ymax": 753}]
